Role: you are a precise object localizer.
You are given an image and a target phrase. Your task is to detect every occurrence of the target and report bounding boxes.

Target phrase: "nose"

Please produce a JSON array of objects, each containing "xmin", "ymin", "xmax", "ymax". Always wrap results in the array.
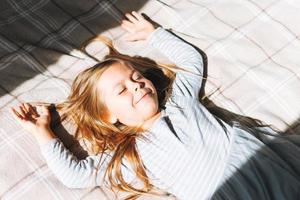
[{"xmin": 133, "ymin": 81, "xmax": 144, "ymax": 92}]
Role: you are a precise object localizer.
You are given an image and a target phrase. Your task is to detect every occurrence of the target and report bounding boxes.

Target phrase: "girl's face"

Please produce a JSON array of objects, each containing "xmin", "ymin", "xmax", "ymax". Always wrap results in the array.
[{"xmin": 97, "ymin": 62, "xmax": 159, "ymax": 127}]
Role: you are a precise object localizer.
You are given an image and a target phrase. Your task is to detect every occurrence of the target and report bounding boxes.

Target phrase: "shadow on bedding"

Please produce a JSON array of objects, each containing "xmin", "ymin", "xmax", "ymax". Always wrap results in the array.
[
  {"xmin": 211, "ymin": 125, "xmax": 300, "ymax": 200},
  {"xmin": 0, "ymin": 0, "xmax": 149, "ymax": 103},
  {"xmin": 199, "ymin": 86, "xmax": 300, "ymax": 198},
  {"xmin": 195, "ymin": 50, "xmax": 300, "ymax": 199}
]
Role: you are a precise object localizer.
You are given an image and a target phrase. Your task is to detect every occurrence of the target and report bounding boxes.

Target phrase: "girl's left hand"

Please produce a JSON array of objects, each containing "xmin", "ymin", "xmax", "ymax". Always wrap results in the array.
[
  {"xmin": 121, "ymin": 11, "xmax": 156, "ymax": 42},
  {"xmin": 10, "ymin": 103, "xmax": 51, "ymax": 134}
]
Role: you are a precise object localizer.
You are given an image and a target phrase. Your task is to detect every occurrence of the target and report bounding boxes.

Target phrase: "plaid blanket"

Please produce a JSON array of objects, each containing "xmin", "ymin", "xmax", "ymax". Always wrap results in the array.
[{"xmin": 1, "ymin": 0, "xmax": 300, "ymax": 199}]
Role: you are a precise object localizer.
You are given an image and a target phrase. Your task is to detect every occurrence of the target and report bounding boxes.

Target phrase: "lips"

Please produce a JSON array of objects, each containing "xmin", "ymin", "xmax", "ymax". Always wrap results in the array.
[{"xmin": 135, "ymin": 89, "xmax": 151, "ymax": 105}]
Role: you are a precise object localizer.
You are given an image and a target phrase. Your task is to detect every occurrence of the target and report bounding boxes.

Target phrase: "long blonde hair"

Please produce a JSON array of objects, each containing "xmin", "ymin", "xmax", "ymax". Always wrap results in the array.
[{"xmin": 51, "ymin": 35, "xmax": 180, "ymax": 199}]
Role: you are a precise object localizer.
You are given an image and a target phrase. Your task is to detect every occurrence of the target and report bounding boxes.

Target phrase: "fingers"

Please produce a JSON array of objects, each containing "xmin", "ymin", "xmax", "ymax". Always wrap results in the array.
[
  {"xmin": 121, "ymin": 11, "xmax": 145, "ymax": 33},
  {"xmin": 9, "ymin": 103, "xmax": 40, "ymax": 120},
  {"xmin": 121, "ymin": 20, "xmax": 135, "ymax": 32},
  {"xmin": 9, "ymin": 107, "xmax": 24, "ymax": 121},
  {"xmin": 20, "ymin": 103, "xmax": 38, "ymax": 118},
  {"xmin": 25, "ymin": 103, "xmax": 39, "ymax": 118},
  {"xmin": 121, "ymin": 11, "xmax": 154, "ymax": 42},
  {"xmin": 122, "ymin": 11, "xmax": 144, "ymax": 25},
  {"xmin": 125, "ymin": 12, "xmax": 139, "ymax": 23},
  {"xmin": 131, "ymin": 11, "xmax": 144, "ymax": 21},
  {"xmin": 19, "ymin": 104, "xmax": 27, "ymax": 118}
]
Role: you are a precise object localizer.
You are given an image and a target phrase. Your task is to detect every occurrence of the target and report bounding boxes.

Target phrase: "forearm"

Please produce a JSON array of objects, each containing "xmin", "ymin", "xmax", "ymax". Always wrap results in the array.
[
  {"xmin": 147, "ymin": 27, "xmax": 204, "ymax": 98},
  {"xmin": 39, "ymin": 138, "xmax": 108, "ymax": 188},
  {"xmin": 147, "ymin": 27, "xmax": 203, "ymax": 73}
]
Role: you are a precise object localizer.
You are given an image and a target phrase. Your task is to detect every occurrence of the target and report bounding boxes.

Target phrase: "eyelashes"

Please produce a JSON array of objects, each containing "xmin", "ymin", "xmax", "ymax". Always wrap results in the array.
[{"xmin": 118, "ymin": 88, "xmax": 126, "ymax": 95}]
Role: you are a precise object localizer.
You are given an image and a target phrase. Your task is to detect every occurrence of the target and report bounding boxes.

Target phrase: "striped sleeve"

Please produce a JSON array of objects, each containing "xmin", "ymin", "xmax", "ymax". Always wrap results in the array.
[
  {"xmin": 39, "ymin": 138, "xmax": 136, "ymax": 188},
  {"xmin": 147, "ymin": 27, "xmax": 204, "ymax": 99}
]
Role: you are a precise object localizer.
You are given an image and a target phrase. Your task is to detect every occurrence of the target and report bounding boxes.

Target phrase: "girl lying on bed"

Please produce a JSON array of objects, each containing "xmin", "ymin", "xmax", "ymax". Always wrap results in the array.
[{"xmin": 10, "ymin": 11, "xmax": 300, "ymax": 200}]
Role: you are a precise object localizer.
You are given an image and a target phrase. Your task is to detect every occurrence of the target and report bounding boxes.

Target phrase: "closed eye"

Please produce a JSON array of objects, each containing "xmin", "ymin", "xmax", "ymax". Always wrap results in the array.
[
  {"xmin": 116, "ymin": 71, "xmax": 142, "ymax": 95},
  {"xmin": 118, "ymin": 88, "xmax": 126, "ymax": 95}
]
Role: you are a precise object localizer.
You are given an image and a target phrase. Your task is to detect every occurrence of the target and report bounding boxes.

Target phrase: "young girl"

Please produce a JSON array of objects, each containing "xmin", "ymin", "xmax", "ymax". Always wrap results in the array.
[{"xmin": 10, "ymin": 11, "xmax": 300, "ymax": 200}]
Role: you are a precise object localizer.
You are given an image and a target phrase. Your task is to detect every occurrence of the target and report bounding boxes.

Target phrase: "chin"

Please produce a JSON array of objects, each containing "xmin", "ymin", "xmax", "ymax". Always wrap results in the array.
[
  {"xmin": 143, "ymin": 104, "xmax": 159, "ymax": 119},
  {"xmin": 136, "ymin": 94, "xmax": 159, "ymax": 119}
]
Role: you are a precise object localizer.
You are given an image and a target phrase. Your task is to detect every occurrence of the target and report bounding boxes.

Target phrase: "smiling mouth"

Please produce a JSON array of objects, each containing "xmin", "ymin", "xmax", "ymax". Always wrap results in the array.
[{"xmin": 136, "ymin": 91, "xmax": 150, "ymax": 104}]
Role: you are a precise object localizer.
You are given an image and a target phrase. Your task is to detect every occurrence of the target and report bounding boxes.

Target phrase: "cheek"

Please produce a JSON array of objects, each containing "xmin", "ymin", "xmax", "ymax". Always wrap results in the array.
[{"xmin": 110, "ymin": 95, "xmax": 135, "ymax": 115}]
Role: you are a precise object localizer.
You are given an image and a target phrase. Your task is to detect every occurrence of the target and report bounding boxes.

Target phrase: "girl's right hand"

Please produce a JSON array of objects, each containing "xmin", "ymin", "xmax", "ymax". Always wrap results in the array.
[{"xmin": 121, "ymin": 11, "xmax": 156, "ymax": 42}]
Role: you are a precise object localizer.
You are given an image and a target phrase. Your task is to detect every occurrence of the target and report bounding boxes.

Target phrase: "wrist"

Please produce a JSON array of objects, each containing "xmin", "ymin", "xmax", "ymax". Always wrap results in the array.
[
  {"xmin": 33, "ymin": 127, "xmax": 57, "ymax": 146},
  {"xmin": 146, "ymin": 26, "xmax": 162, "ymax": 43},
  {"xmin": 33, "ymin": 126, "xmax": 51, "ymax": 134}
]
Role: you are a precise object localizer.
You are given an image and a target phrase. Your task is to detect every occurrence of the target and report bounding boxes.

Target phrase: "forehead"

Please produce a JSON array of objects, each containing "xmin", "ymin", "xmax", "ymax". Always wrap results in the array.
[{"xmin": 97, "ymin": 62, "xmax": 133, "ymax": 95}]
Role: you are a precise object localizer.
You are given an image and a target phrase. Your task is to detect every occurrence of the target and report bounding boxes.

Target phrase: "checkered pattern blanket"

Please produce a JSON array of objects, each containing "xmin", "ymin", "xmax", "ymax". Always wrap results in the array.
[{"xmin": 1, "ymin": 0, "xmax": 300, "ymax": 199}]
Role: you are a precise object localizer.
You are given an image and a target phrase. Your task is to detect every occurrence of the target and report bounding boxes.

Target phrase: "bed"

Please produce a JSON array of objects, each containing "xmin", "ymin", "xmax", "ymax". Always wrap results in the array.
[{"xmin": 1, "ymin": 0, "xmax": 300, "ymax": 199}]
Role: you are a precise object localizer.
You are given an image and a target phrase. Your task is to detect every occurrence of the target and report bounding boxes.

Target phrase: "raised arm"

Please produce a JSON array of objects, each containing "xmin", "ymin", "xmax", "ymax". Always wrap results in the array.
[
  {"xmin": 147, "ymin": 27, "xmax": 203, "ymax": 98},
  {"xmin": 121, "ymin": 11, "xmax": 204, "ymax": 99}
]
